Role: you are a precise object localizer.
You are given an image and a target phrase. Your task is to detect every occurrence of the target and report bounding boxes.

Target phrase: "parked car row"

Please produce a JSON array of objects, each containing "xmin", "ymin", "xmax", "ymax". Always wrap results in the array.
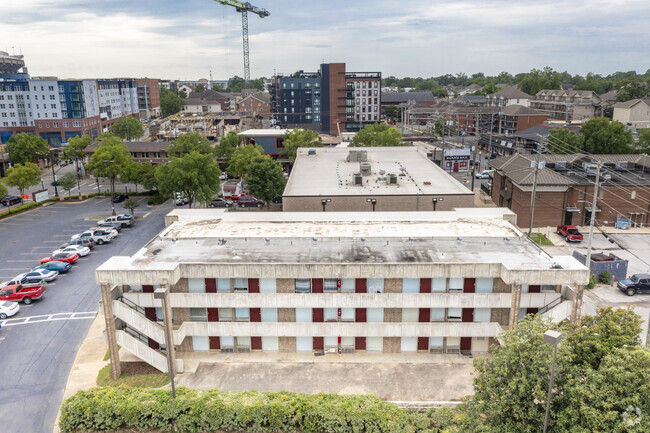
[{"xmin": 0, "ymin": 213, "xmax": 137, "ymax": 319}]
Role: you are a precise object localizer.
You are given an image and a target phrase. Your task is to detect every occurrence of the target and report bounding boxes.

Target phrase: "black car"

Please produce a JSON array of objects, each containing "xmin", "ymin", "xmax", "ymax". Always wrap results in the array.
[
  {"xmin": 618, "ymin": 274, "xmax": 650, "ymax": 296},
  {"xmin": 51, "ymin": 179, "xmax": 60, "ymax": 186},
  {"xmin": 112, "ymin": 194, "xmax": 128, "ymax": 203},
  {"xmin": 1, "ymin": 195, "xmax": 22, "ymax": 206},
  {"xmin": 271, "ymin": 196, "xmax": 283, "ymax": 204}
]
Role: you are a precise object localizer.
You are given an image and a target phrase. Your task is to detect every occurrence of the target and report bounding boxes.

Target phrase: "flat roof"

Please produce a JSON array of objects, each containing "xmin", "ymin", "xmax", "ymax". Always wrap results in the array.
[
  {"xmin": 239, "ymin": 129, "xmax": 291, "ymax": 137},
  {"xmin": 284, "ymin": 147, "xmax": 473, "ymax": 197},
  {"xmin": 96, "ymin": 209, "xmax": 587, "ymax": 277}
]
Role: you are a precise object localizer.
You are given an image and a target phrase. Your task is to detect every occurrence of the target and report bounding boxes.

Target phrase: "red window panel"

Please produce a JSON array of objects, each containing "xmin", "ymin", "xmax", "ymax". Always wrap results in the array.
[
  {"xmin": 148, "ymin": 338, "xmax": 159, "ymax": 350},
  {"xmin": 463, "ymin": 278, "xmax": 476, "ymax": 293},
  {"xmin": 462, "ymin": 308, "xmax": 474, "ymax": 322},
  {"xmin": 205, "ymin": 278, "xmax": 217, "ymax": 293},
  {"xmin": 418, "ymin": 308, "xmax": 430, "ymax": 322},
  {"xmin": 355, "ymin": 337, "xmax": 366, "ymax": 350},
  {"xmin": 209, "ymin": 336, "xmax": 220, "ymax": 350},
  {"xmin": 250, "ymin": 308, "xmax": 261, "ymax": 322},
  {"xmin": 248, "ymin": 278, "xmax": 260, "ymax": 293},
  {"xmin": 460, "ymin": 337, "xmax": 472, "ymax": 351},
  {"xmin": 313, "ymin": 337, "xmax": 324, "ymax": 350},
  {"xmin": 527, "ymin": 308, "xmax": 539, "ymax": 314},
  {"xmin": 420, "ymin": 278, "xmax": 432, "ymax": 293},
  {"xmin": 144, "ymin": 307, "xmax": 156, "ymax": 321},
  {"xmin": 142, "ymin": 285, "xmax": 154, "ymax": 293},
  {"xmin": 251, "ymin": 336, "xmax": 262, "ymax": 350},
  {"xmin": 355, "ymin": 308, "xmax": 366, "ymax": 322},
  {"xmin": 355, "ymin": 278, "xmax": 366, "ymax": 293},
  {"xmin": 529, "ymin": 285, "xmax": 541, "ymax": 293},
  {"xmin": 207, "ymin": 308, "xmax": 219, "ymax": 322},
  {"xmin": 311, "ymin": 279, "xmax": 323, "ymax": 293},
  {"xmin": 312, "ymin": 308, "xmax": 324, "ymax": 322},
  {"xmin": 417, "ymin": 337, "xmax": 428, "ymax": 351}
]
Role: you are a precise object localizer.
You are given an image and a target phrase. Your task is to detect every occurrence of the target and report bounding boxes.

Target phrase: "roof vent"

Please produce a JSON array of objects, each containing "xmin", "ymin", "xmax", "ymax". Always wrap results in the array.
[
  {"xmin": 386, "ymin": 173, "xmax": 398, "ymax": 185},
  {"xmin": 308, "ymin": 149, "xmax": 317, "ymax": 156},
  {"xmin": 360, "ymin": 162, "xmax": 372, "ymax": 176},
  {"xmin": 555, "ymin": 161, "xmax": 567, "ymax": 171},
  {"xmin": 353, "ymin": 173, "xmax": 363, "ymax": 186},
  {"xmin": 265, "ymin": 237, "xmax": 270, "ymax": 246}
]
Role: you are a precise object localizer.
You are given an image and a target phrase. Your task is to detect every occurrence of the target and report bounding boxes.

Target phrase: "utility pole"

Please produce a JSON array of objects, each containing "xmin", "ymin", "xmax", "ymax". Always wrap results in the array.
[
  {"xmin": 470, "ymin": 146, "xmax": 477, "ymax": 191},
  {"xmin": 487, "ymin": 112, "xmax": 494, "ymax": 157},
  {"xmin": 527, "ymin": 150, "xmax": 542, "ymax": 236}
]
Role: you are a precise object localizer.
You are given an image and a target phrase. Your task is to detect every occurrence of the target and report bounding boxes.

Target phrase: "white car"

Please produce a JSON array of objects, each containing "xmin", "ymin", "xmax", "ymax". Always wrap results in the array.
[
  {"xmin": 475, "ymin": 170, "xmax": 494, "ymax": 179},
  {"xmin": 53, "ymin": 245, "xmax": 90, "ymax": 257},
  {"xmin": 0, "ymin": 301, "xmax": 20, "ymax": 319}
]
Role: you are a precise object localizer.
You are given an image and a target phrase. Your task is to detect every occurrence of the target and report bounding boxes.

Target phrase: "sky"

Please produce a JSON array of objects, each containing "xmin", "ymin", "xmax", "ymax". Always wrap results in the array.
[{"xmin": 2, "ymin": 0, "xmax": 649, "ymax": 81}]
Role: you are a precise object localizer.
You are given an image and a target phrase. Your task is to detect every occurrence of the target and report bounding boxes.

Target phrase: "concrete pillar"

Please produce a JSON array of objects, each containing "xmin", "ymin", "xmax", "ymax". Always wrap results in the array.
[
  {"xmin": 100, "ymin": 283, "xmax": 121, "ymax": 380},
  {"xmin": 161, "ymin": 284, "xmax": 177, "ymax": 376},
  {"xmin": 570, "ymin": 284, "xmax": 584, "ymax": 325},
  {"xmin": 508, "ymin": 281, "xmax": 522, "ymax": 328}
]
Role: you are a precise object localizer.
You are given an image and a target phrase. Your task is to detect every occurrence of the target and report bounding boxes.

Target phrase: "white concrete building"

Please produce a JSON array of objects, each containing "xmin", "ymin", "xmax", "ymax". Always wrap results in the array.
[{"xmin": 97, "ymin": 208, "xmax": 589, "ymax": 374}]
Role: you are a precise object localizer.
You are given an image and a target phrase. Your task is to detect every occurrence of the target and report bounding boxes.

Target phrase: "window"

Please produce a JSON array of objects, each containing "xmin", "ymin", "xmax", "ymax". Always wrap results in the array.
[
  {"xmin": 578, "ymin": 190, "xmax": 585, "ymax": 200},
  {"xmin": 402, "ymin": 308, "xmax": 418, "ymax": 322},
  {"xmin": 631, "ymin": 191, "xmax": 636, "ymax": 200},
  {"xmin": 217, "ymin": 278, "xmax": 230, "ymax": 292},
  {"xmin": 340, "ymin": 308, "xmax": 354, "ymax": 322},
  {"xmin": 296, "ymin": 308, "xmax": 312, "ymax": 322},
  {"xmin": 221, "ymin": 336, "xmax": 234, "ymax": 348},
  {"xmin": 259, "ymin": 308, "xmax": 277, "ymax": 322},
  {"xmin": 340, "ymin": 278, "xmax": 355, "ymax": 292},
  {"xmin": 367, "ymin": 278, "xmax": 384, "ymax": 293},
  {"xmin": 190, "ymin": 308, "xmax": 208, "ymax": 322},
  {"xmin": 447, "ymin": 308, "xmax": 462, "ymax": 321},
  {"xmin": 324, "ymin": 308, "xmax": 338, "ymax": 321},
  {"xmin": 402, "ymin": 278, "xmax": 419, "ymax": 293},
  {"xmin": 367, "ymin": 308, "xmax": 384, "ymax": 322},
  {"xmin": 63, "ymin": 122, "xmax": 69, "ymax": 127},
  {"xmin": 324, "ymin": 278, "xmax": 338, "ymax": 292},
  {"xmin": 324, "ymin": 336, "xmax": 338, "ymax": 348},
  {"xmin": 474, "ymin": 308, "xmax": 491, "ymax": 322},
  {"xmin": 449, "ymin": 278, "xmax": 463, "ymax": 292},
  {"xmin": 235, "ymin": 308, "xmax": 250, "ymax": 321},
  {"xmin": 218, "ymin": 308, "xmax": 233, "ymax": 321},
  {"xmin": 599, "ymin": 190, "xmax": 605, "ymax": 200},
  {"xmin": 188, "ymin": 278, "xmax": 205, "ymax": 293},
  {"xmin": 259, "ymin": 278, "xmax": 276, "ymax": 293},
  {"xmin": 446, "ymin": 337, "xmax": 460, "ymax": 353},
  {"xmin": 430, "ymin": 308, "xmax": 445, "ymax": 321},
  {"xmin": 475, "ymin": 278, "xmax": 493, "ymax": 293},
  {"xmin": 233, "ymin": 278, "xmax": 248, "ymax": 292},
  {"xmin": 53, "ymin": 122, "xmax": 58, "ymax": 127},
  {"xmin": 295, "ymin": 279, "xmax": 311, "ymax": 293}
]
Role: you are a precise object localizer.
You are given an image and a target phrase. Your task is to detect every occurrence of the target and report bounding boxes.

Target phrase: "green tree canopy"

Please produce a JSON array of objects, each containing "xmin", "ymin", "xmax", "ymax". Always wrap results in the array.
[
  {"xmin": 281, "ymin": 129, "xmax": 323, "ymax": 162},
  {"xmin": 6, "ymin": 133, "xmax": 50, "ymax": 165},
  {"xmin": 195, "ymin": 83, "xmax": 205, "ymax": 93},
  {"xmin": 122, "ymin": 197, "xmax": 140, "ymax": 215},
  {"xmin": 616, "ymin": 81, "xmax": 650, "ymax": 101},
  {"xmin": 156, "ymin": 151, "xmax": 221, "ymax": 208},
  {"xmin": 0, "ymin": 179, "xmax": 8, "ymax": 198},
  {"xmin": 4, "ymin": 162, "xmax": 42, "ymax": 196},
  {"xmin": 546, "ymin": 128, "xmax": 584, "ymax": 154},
  {"xmin": 384, "ymin": 105, "xmax": 401, "ymax": 121},
  {"xmin": 216, "ymin": 131, "xmax": 243, "ymax": 164},
  {"xmin": 112, "ymin": 116, "xmax": 144, "ymax": 141},
  {"xmin": 225, "ymin": 76, "xmax": 264, "ymax": 92},
  {"xmin": 140, "ymin": 162, "xmax": 158, "ymax": 192},
  {"xmin": 160, "ymin": 88, "xmax": 184, "ymax": 117},
  {"xmin": 59, "ymin": 172, "xmax": 78, "ymax": 197},
  {"xmin": 64, "ymin": 135, "xmax": 91, "ymax": 171},
  {"xmin": 245, "ymin": 157, "xmax": 286, "ymax": 208},
  {"xmin": 350, "ymin": 123, "xmax": 404, "ymax": 147},
  {"xmin": 433, "ymin": 118, "xmax": 455, "ymax": 137},
  {"xmin": 168, "ymin": 132, "xmax": 213, "ymax": 158},
  {"xmin": 121, "ymin": 161, "xmax": 144, "ymax": 193},
  {"xmin": 635, "ymin": 128, "xmax": 650, "ymax": 154},
  {"xmin": 85, "ymin": 133, "xmax": 132, "ymax": 195},
  {"xmin": 227, "ymin": 143, "xmax": 265, "ymax": 178},
  {"xmin": 580, "ymin": 117, "xmax": 634, "ymax": 154}
]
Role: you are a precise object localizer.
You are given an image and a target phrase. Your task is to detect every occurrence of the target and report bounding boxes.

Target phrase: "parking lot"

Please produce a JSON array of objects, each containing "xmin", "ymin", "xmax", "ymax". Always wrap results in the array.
[{"xmin": 0, "ymin": 196, "xmax": 173, "ymax": 433}]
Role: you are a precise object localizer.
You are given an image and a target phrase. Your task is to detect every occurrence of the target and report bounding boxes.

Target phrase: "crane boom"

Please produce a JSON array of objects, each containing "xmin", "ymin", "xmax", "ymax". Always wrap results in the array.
[{"xmin": 214, "ymin": 1, "xmax": 269, "ymax": 81}]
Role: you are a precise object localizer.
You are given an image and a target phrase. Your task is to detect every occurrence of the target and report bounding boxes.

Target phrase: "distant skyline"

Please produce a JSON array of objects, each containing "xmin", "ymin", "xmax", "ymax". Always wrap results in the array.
[{"xmin": 2, "ymin": 0, "xmax": 649, "ymax": 80}]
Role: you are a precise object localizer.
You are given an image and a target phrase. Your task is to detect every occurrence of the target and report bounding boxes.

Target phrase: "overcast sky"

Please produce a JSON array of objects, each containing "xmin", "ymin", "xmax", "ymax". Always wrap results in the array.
[{"xmin": 2, "ymin": 0, "xmax": 649, "ymax": 81}]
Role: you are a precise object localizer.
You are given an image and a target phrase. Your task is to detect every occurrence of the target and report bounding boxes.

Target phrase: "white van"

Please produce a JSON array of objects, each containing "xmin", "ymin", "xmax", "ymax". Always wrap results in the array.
[{"xmin": 175, "ymin": 192, "xmax": 188, "ymax": 206}]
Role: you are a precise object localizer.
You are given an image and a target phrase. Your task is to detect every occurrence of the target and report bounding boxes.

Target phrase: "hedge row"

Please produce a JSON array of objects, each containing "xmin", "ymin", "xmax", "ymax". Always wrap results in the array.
[
  {"xmin": 0, "ymin": 196, "xmax": 60, "ymax": 219},
  {"xmin": 59, "ymin": 387, "xmax": 443, "ymax": 433}
]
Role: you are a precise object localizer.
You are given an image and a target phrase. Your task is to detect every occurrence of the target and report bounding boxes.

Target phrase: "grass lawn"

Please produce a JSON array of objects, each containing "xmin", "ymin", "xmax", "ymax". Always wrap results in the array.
[
  {"xmin": 529, "ymin": 233, "xmax": 554, "ymax": 246},
  {"xmin": 97, "ymin": 364, "xmax": 170, "ymax": 388}
]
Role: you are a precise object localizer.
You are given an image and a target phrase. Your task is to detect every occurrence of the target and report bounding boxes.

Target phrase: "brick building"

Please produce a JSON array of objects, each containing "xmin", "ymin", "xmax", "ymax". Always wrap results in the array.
[
  {"xmin": 97, "ymin": 208, "xmax": 588, "ymax": 374},
  {"xmin": 238, "ymin": 93, "xmax": 271, "ymax": 117},
  {"xmin": 491, "ymin": 153, "xmax": 650, "ymax": 228}
]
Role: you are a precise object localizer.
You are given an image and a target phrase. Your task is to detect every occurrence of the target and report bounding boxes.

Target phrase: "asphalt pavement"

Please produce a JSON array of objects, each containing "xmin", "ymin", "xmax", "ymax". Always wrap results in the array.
[{"xmin": 0, "ymin": 196, "xmax": 174, "ymax": 433}]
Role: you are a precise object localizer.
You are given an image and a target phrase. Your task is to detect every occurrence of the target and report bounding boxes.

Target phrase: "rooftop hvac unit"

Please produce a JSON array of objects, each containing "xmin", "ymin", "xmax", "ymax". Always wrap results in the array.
[
  {"xmin": 615, "ymin": 161, "xmax": 631, "ymax": 171},
  {"xmin": 353, "ymin": 173, "xmax": 363, "ymax": 186},
  {"xmin": 555, "ymin": 161, "xmax": 567, "ymax": 171},
  {"xmin": 602, "ymin": 173, "xmax": 612, "ymax": 181},
  {"xmin": 308, "ymin": 149, "xmax": 317, "ymax": 156},
  {"xmin": 387, "ymin": 173, "xmax": 398, "ymax": 185},
  {"xmin": 346, "ymin": 149, "xmax": 368, "ymax": 162},
  {"xmin": 360, "ymin": 162, "xmax": 372, "ymax": 176}
]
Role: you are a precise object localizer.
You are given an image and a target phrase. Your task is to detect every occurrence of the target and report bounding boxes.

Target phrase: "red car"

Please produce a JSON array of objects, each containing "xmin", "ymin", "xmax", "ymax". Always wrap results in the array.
[
  {"xmin": 39, "ymin": 252, "xmax": 79, "ymax": 265},
  {"xmin": 557, "ymin": 225, "xmax": 583, "ymax": 242},
  {"xmin": 238, "ymin": 196, "xmax": 264, "ymax": 208}
]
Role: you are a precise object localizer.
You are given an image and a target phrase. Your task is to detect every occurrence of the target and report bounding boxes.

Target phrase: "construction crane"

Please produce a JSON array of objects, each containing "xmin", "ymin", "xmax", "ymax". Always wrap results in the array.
[{"xmin": 214, "ymin": 1, "xmax": 270, "ymax": 82}]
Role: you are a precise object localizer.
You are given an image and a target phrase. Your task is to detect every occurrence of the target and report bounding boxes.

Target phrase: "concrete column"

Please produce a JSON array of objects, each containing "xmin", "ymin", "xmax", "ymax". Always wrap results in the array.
[
  {"xmin": 570, "ymin": 284, "xmax": 584, "ymax": 324},
  {"xmin": 161, "ymin": 284, "xmax": 177, "ymax": 376},
  {"xmin": 508, "ymin": 281, "xmax": 522, "ymax": 328},
  {"xmin": 100, "ymin": 283, "xmax": 121, "ymax": 380}
]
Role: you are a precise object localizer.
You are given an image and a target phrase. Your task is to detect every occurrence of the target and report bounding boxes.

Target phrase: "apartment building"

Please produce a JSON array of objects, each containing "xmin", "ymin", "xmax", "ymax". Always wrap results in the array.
[
  {"xmin": 136, "ymin": 78, "xmax": 161, "ymax": 119},
  {"xmin": 271, "ymin": 63, "xmax": 381, "ymax": 135},
  {"xmin": 531, "ymin": 89, "xmax": 603, "ymax": 121},
  {"xmin": 97, "ymin": 209, "xmax": 588, "ymax": 374}
]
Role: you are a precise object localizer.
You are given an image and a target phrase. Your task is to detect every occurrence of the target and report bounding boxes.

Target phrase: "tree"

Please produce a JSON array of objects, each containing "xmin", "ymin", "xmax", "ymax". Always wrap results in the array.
[
  {"xmin": 121, "ymin": 162, "xmax": 143, "ymax": 193},
  {"xmin": 195, "ymin": 83, "xmax": 205, "ymax": 93},
  {"xmin": 227, "ymin": 144, "xmax": 265, "ymax": 178},
  {"xmin": 58, "ymin": 172, "xmax": 77, "ymax": 197},
  {"xmin": 156, "ymin": 151, "xmax": 221, "ymax": 208},
  {"xmin": 0, "ymin": 180, "xmax": 8, "ymax": 199},
  {"xmin": 168, "ymin": 133, "xmax": 213, "ymax": 158},
  {"xmin": 160, "ymin": 88, "xmax": 184, "ymax": 117},
  {"xmin": 546, "ymin": 128, "xmax": 584, "ymax": 154},
  {"xmin": 215, "ymin": 131, "xmax": 243, "ymax": 164},
  {"xmin": 481, "ymin": 83, "xmax": 499, "ymax": 95},
  {"xmin": 245, "ymin": 157, "xmax": 286, "ymax": 208},
  {"xmin": 140, "ymin": 162, "xmax": 159, "ymax": 192},
  {"xmin": 64, "ymin": 135, "xmax": 91, "ymax": 177},
  {"xmin": 432, "ymin": 118, "xmax": 455, "ymax": 137},
  {"xmin": 111, "ymin": 116, "xmax": 144, "ymax": 141},
  {"xmin": 226, "ymin": 76, "xmax": 246, "ymax": 91},
  {"xmin": 350, "ymin": 123, "xmax": 404, "ymax": 147},
  {"xmin": 636, "ymin": 128, "xmax": 650, "ymax": 153},
  {"xmin": 122, "ymin": 197, "xmax": 140, "ymax": 216},
  {"xmin": 4, "ymin": 162, "xmax": 42, "ymax": 198},
  {"xmin": 85, "ymin": 133, "xmax": 132, "ymax": 196},
  {"xmin": 384, "ymin": 105, "xmax": 401, "ymax": 121},
  {"xmin": 281, "ymin": 129, "xmax": 323, "ymax": 162},
  {"xmin": 6, "ymin": 133, "xmax": 50, "ymax": 165},
  {"xmin": 616, "ymin": 81, "xmax": 650, "ymax": 102},
  {"xmin": 580, "ymin": 117, "xmax": 633, "ymax": 154}
]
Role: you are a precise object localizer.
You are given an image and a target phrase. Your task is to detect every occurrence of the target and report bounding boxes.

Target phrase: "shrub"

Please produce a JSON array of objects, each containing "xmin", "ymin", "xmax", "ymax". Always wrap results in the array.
[
  {"xmin": 147, "ymin": 193, "xmax": 167, "ymax": 205},
  {"xmin": 598, "ymin": 271, "xmax": 611, "ymax": 284},
  {"xmin": 59, "ymin": 387, "xmax": 435, "ymax": 433},
  {"xmin": 586, "ymin": 274, "xmax": 597, "ymax": 289}
]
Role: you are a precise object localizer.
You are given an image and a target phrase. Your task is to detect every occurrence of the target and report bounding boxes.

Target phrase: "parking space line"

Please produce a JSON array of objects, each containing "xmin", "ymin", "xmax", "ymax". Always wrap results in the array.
[
  {"xmin": 7, "ymin": 260, "xmax": 39, "ymax": 263},
  {"xmin": 0, "ymin": 268, "xmax": 32, "ymax": 271},
  {"xmin": 0, "ymin": 311, "xmax": 96, "ymax": 327}
]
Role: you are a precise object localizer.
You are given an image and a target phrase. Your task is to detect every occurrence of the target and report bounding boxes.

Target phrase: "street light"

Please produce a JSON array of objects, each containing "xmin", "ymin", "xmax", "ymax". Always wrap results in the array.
[
  {"xmin": 153, "ymin": 287, "xmax": 176, "ymax": 398},
  {"xmin": 543, "ymin": 330, "xmax": 562, "ymax": 433},
  {"xmin": 432, "ymin": 197, "xmax": 444, "ymax": 211},
  {"xmin": 50, "ymin": 149, "xmax": 59, "ymax": 197},
  {"xmin": 366, "ymin": 198, "xmax": 377, "ymax": 211},
  {"xmin": 321, "ymin": 198, "xmax": 331, "ymax": 212}
]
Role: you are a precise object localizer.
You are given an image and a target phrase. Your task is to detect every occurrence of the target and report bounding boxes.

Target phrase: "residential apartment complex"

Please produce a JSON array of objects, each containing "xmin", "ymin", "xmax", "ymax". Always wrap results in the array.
[
  {"xmin": 530, "ymin": 89, "xmax": 603, "ymax": 121},
  {"xmin": 271, "ymin": 63, "xmax": 381, "ymax": 135},
  {"xmin": 98, "ymin": 209, "xmax": 588, "ymax": 374},
  {"xmin": 136, "ymin": 78, "xmax": 161, "ymax": 119}
]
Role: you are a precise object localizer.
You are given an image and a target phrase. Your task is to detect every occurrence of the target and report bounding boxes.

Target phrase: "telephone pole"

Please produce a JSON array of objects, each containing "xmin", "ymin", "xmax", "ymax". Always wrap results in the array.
[{"xmin": 527, "ymin": 151, "xmax": 542, "ymax": 236}]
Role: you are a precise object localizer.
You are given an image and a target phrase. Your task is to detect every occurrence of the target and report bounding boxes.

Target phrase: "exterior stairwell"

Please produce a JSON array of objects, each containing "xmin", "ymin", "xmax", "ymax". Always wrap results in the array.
[{"xmin": 539, "ymin": 297, "xmax": 572, "ymax": 323}]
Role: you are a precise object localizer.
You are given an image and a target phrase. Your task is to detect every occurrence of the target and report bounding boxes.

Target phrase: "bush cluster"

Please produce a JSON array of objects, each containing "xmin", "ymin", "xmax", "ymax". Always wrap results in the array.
[
  {"xmin": 147, "ymin": 193, "xmax": 167, "ymax": 205},
  {"xmin": 59, "ymin": 387, "xmax": 450, "ymax": 433},
  {"xmin": 598, "ymin": 271, "xmax": 611, "ymax": 284}
]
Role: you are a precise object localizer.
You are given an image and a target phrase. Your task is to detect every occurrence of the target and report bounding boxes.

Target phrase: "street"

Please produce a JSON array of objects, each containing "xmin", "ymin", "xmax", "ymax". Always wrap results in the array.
[{"xmin": 0, "ymin": 197, "xmax": 173, "ymax": 433}]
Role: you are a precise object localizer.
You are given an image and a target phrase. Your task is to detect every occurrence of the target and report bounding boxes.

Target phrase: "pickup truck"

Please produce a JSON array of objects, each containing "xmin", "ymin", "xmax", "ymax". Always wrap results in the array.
[
  {"xmin": 557, "ymin": 225, "xmax": 583, "ymax": 242},
  {"xmin": 71, "ymin": 229, "xmax": 116, "ymax": 245},
  {"xmin": 98, "ymin": 215, "xmax": 133, "ymax": 228},
  {"xmin": 0, "ymin": 284, "xmax": 45, "ymax": 305}
]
